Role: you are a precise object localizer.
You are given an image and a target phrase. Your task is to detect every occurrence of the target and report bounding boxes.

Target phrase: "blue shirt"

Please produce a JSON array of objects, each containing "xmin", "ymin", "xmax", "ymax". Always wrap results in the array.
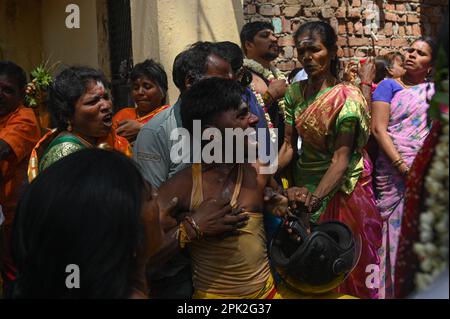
[
  {"xmin": 242, "ymin": 87, "xmax": 268, "ymax": 130},
  {"xmin": 372, "ymin": 78, "xmax": 405, "ymax": 104}
]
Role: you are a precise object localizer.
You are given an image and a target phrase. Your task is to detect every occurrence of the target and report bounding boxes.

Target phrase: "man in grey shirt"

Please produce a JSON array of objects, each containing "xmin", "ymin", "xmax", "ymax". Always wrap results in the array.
[{"xmin": 133, "ymin": 42, "xmax": 235, "ymax": 298}]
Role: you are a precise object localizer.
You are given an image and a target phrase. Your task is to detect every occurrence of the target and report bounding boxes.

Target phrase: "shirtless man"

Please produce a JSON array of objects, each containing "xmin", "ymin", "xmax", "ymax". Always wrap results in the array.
[{"xmin": 157, "ymin": 78, "xmax": 289, "ymax": 298}]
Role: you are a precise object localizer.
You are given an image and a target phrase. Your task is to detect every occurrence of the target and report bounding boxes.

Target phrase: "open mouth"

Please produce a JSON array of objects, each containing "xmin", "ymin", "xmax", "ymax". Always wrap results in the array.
[{"xmin": 102, "ymin": 113, "xmax": 113, "ymax": 127}]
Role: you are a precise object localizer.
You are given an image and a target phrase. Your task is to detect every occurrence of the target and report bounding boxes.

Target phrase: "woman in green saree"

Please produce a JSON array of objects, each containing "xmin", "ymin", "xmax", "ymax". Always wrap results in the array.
[
  {"xmin": 28, "ymin": 66, "xmax": 131, "ymax": 181},
  {"xmin": 279, "ymin": 21, "xmax": 382, "ymax": 299}
]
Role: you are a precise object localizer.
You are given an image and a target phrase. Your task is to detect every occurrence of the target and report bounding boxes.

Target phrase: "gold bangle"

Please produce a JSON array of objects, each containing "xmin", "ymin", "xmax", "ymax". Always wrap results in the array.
[
  {"xmin": 185, "ymin": 216, "xmax": 203, "ymax": 240},
  {"xmin": 177, "ymin": 222, "xmax": 192, "ymax": 249},
  {"xmin": 392, "ymin": 158, "xmax": 404, "ymax": 167}
]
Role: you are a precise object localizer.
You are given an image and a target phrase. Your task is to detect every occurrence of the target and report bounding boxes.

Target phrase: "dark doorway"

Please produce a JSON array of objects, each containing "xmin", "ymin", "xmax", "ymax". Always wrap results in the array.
[{"xmin": 107, "ymin": 0, "xmax": 133, "ymax": 110}]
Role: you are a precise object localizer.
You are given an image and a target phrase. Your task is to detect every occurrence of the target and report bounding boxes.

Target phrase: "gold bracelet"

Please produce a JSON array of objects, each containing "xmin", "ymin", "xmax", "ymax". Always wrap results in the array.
[
  {"xmin": 392, "ymin": 158, "xmax": 404, "ymax": 167},
  {"xmin": 185, "ymin": 216, "xmax": 204, "ymax": 240},
  {"xmin": 177, "ymin": 222, "xmax": 192, "ymax": 249}
]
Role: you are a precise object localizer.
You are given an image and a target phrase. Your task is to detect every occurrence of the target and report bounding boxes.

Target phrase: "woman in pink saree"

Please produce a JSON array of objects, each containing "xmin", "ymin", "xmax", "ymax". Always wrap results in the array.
[{"xmin": 372, "ymin": 38, "xmax": 436, "ymax": 298}]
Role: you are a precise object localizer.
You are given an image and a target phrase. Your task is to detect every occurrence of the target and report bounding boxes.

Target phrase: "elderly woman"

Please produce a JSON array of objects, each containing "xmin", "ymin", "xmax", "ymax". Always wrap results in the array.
[
  {"xmin": 279, "ymin": 21, "xmax": 382, "ymax": 299},
  {"xmin": 28, "ymin": 66, "xmax": 131, "ymax": 180},
  {"xmin": 371, "ymin": 38, "xmax": 435, "ymax": 298},
  {"xmin": 13, "ymin": 149, "xmax": 168, "ymax": 298},
  {"xmin": 113, "ymin": 59, "xmax": 169, "ymax": 143}
]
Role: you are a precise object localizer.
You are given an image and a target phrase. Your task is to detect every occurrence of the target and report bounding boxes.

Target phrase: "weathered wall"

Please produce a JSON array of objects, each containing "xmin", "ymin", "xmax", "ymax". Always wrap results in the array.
[
  {"xmin": 0, "ymin": 0, "xmax": 110, "ymax": 76},
  {"xmin": 0, "ymin": 0, "xmax": 43, "ymax": 73},
  {"xmin": 243, "ymin": 0, "xmax": 449, "ymax": 71},
  {"xmin": 41, "ymin": 0, "xmax": 100, "ymax": 70},
  {"xmin": 131, "ymin": 0, "xmax": 245, "ymax": 104}
]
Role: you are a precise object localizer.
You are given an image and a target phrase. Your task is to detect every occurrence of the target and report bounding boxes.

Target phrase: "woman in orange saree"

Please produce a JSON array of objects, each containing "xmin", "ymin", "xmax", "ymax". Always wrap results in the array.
[
  {"xmin": 279, "ymin": 21, "xmax": 382, "ymax": 299},
  {"xmin": 113, "ymin": 59, "xmax": 170, "ymax": 143}
]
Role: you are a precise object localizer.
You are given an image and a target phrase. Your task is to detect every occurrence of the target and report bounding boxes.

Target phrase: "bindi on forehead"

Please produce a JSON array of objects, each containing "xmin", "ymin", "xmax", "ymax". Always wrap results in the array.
[
  {"xmin": 297, "ymin": 38, "xmax": 315, "ymax": 47},
  {"xmin": 413, "ymin": 42, "xmax": 431, "ymax": 53},
  {"xmin": 86, "ymin": 81, "xmax": 106, "ymax": 94}
]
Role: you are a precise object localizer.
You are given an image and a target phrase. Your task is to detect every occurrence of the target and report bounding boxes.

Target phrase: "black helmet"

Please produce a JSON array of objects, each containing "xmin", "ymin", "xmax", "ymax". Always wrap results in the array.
[{"xmin": 270, "ymin": 215, "xmax": 360, "ymax": 295}]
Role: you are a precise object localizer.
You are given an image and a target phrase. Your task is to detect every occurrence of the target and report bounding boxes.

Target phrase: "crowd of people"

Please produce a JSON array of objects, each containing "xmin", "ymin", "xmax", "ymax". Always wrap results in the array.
[{"xmin": 0, "ymin": 18, "xmax": 448, "ymax": 299}]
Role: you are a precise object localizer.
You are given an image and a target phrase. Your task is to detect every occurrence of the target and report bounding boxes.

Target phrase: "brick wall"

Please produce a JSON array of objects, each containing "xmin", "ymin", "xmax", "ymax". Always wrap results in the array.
[{"xmin": 243, "ymin": 0, "xmax": 448, "ymax": 72}]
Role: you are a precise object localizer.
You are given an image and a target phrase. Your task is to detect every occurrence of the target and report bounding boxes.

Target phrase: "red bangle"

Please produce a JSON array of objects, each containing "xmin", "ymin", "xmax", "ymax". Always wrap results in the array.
[{"xmin": 361, "ymin": 82, "xmax": 373, "ymax": 87}]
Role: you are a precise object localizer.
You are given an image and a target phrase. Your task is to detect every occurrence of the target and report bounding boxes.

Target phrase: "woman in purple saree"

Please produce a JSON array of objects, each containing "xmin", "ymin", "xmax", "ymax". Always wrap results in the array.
[{"xmin": 371, "ymin": 38, "xmax": 436, "ymax": 298}]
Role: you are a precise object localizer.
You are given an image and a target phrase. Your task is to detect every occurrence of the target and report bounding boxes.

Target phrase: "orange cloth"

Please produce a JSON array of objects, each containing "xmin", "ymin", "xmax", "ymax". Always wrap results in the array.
[
  {"xmin": 113, "ymin": 105, "xmax": 170, "ymax": 127},
  {"xmin": 0, "ymin": 106, "xmax": 40, "ymax": 225},
  {"xmin": 1, "ymin": 106, "xmax": 40, "ymax": 284},
  {"xmin": 99, "ymin": 129, "xmax": 133, "ymax": 158}
]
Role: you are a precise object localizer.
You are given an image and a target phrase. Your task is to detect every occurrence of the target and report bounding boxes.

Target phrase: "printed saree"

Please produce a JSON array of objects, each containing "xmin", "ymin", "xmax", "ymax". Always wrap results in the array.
[
  {"xmin": 374, "ymin": 83, "xmax": 435, "ymax": 298},
  {"xmin": 284, "ymin": 82, "xmax": 382, "ymax": 299}
]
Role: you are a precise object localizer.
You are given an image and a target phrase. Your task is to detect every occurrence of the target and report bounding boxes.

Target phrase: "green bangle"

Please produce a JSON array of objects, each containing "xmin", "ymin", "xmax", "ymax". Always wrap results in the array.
[{"xmin": 263, "ymin": 91, "xmax": 275, "ymax": 105}]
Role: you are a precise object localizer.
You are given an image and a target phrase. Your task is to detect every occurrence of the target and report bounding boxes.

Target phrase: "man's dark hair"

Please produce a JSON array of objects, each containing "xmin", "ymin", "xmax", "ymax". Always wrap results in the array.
[
  {"xmin": 12, "ymin": 149, "xmax": 148, "ymax": 299},
  {"xmin": 240, "ymin": 21, "xmax": 274, "ymax": 54},
  {"xmin": 0, "ymin": 61, "xmax": 27, "ymax": 91},
  {"xmin": 215, "ymin": 41, "xmax": 244, "ymax": 73},
  {"xmin": 172, "ymin": 41, "xmax": 226, "ymax": 93},
  {"xmin": 181, "ymin": 77, "xmax": 243, "ymax": 135},
  {"xmin": 48, "ymin": 66, "xmax": 108, "ymax": 130},
  {"xmin": 294, "ymin": 21, "xmax": 340, "ymax": 78},
  {"xmin": 130, "ymin": 59, "xmax": 168, "ymax": 104},
  {"xmin": 215, "ymin": 41, "xmax": 253, "ymax": 88}
]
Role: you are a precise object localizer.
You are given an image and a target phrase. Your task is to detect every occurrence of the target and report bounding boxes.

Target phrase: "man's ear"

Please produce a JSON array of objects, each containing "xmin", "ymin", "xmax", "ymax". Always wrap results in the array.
[
  {"xmin": 244, "ymin": 41, "xmax": 254, "ymax": 55},
  {"xmin": 184, "ymin": 74, "xmax": 195, "ymax": 91}
]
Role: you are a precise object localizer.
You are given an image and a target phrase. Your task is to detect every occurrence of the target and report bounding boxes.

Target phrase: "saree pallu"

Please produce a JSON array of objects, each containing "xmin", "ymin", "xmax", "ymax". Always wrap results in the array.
[
  {"xmin": 286, "ymin": 83, "xmax": 382, "ymax": 299},
  {"xmin": 375, "ymin": 83, "xmax": 435, "ymax": 299},
  {"xmin": 113, "ymin": 105, "xmax": 170, "ymax": 127}
]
